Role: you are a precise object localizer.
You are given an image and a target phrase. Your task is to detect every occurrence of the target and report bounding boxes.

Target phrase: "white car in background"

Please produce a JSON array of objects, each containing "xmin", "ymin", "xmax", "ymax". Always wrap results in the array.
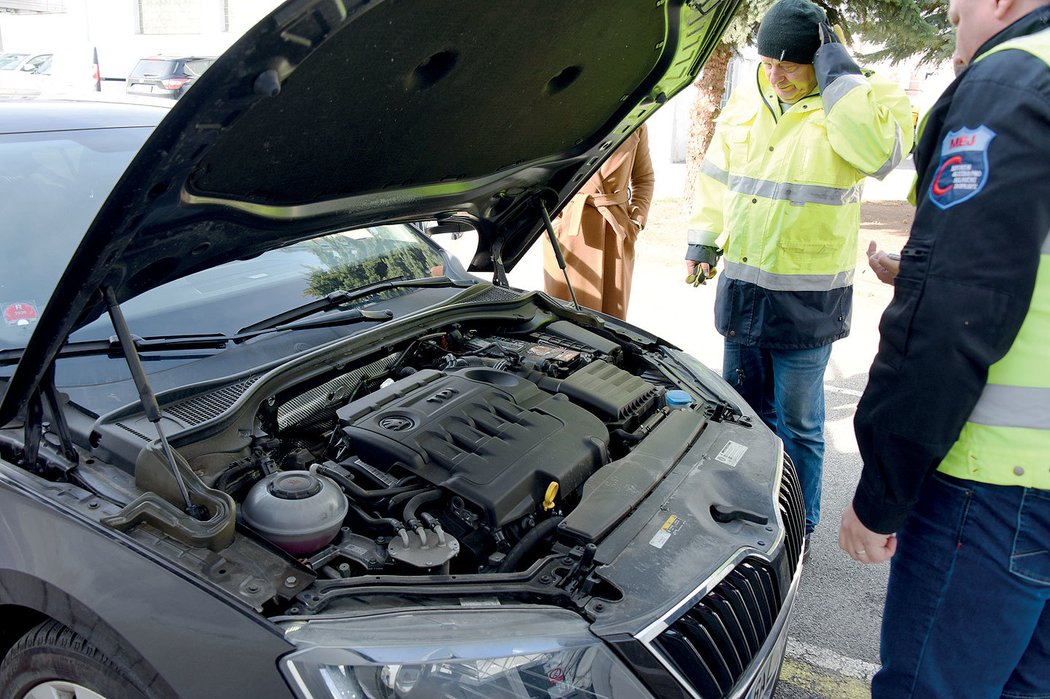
[{"xmin": 0, "ymin": 52, "xmax": 53, "ymax": 94}]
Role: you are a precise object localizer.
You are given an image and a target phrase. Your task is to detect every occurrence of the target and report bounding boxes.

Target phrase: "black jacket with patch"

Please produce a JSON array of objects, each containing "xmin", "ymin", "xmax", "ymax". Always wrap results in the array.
[{"xmin": 853, "ymin": 8, "xmax": 1050, "ymax": 534}]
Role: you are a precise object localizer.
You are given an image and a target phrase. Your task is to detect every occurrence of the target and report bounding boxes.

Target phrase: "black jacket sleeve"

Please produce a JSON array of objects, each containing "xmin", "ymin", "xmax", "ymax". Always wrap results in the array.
[{"xmin": 852, "ymin": 50, "xmax": 1050, "ymax": 534}]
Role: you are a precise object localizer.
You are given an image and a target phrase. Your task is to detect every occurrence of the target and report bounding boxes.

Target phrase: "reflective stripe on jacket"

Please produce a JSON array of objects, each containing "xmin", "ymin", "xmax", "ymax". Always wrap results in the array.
[
  {"xmin": 937, "ymin": 28, "xmax": 1050, "ymax": 490},
  {"xmin": 689, "ymin": 43, "xmax": 913, "ymax": 348}
]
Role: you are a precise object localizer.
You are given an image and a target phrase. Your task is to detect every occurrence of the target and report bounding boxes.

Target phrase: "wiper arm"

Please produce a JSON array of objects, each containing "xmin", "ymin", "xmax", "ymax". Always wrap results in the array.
[
  {"xmin": 236, "ymin": 276, "xmax": 471, "ymax": 335},
  {"xmin": 0, "ymin": 307, "xmax": 397, "ymax": 366}
]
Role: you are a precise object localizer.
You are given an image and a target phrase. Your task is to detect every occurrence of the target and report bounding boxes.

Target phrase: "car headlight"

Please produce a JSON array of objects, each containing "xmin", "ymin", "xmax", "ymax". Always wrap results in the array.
[{"xmin": 279, "ymin": 607, "xmax": 653, "ymax": 698}]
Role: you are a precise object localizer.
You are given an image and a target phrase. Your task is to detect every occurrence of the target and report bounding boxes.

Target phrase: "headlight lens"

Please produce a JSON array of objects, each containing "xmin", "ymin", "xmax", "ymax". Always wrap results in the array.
[{"xmin": 279, "ymin": 607, "xmax": 653, "ymax": 698}]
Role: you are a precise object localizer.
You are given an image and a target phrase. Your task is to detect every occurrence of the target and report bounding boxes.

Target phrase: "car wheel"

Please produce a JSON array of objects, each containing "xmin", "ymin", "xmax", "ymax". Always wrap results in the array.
[{"xmin": 0, "ymin": 620, "xmax": 151, "ymax": 699}]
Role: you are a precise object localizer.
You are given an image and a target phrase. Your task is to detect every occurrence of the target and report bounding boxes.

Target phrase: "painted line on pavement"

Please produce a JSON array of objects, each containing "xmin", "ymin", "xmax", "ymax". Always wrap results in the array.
[
  {"xmin": 779, "ymin": 639, "xmax": 879, "ymax": 698},
  {"xmin": 786, "ymin": 638, "xmax": 879, "ymax": 680},
  {"xmin": 825, "ymin": 384, "xmax": 864, "ymax": 397}
]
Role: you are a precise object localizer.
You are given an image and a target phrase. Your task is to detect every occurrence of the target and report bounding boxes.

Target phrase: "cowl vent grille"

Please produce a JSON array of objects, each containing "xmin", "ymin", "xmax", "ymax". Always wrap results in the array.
[{"xmin": 163, "ymin": 377, "xmax": 260, "ymax": 426}]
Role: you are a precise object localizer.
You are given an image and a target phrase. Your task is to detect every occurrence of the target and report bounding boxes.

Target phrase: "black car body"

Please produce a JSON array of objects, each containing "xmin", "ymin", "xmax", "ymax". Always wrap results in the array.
[
  {"xmin": 125, "ymin": 56, "xmax": 216, "ymax": 100},
  {"xmin": 0, "ymin": 2, "xmax": 804, "ymax": 698}
]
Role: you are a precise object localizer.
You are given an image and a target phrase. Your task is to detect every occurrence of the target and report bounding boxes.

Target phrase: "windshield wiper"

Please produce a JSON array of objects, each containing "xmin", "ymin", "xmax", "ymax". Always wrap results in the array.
[
  {"xmin": 236, "ymin": 276, "xmax": 473, "ymax": 335},
  {"xmin": 0, "ymin": 306, "xmax": 397, "ymax": 367}
]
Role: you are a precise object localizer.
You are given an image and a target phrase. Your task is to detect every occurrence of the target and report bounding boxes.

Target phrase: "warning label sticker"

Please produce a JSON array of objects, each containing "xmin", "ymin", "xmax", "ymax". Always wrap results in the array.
[
  {"xmin": 649, "ymin": 514, "xmax": 684, "ymax": 549},
  {"xmin": 715, "ymin": 440, "xmax": 748, "ymax": 467}
]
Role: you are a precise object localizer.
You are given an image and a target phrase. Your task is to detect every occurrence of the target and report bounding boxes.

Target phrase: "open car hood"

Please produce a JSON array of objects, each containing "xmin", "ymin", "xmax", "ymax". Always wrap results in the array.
[{"xmin": 1, "ymin": 0, "xmax": 739, "ymax": 422}]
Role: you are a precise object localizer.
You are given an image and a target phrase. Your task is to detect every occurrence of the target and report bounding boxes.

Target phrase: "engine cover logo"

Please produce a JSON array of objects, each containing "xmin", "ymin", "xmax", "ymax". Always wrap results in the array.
[{"xmin": 379, "ymin": 415, "xmax": 416, "ymax": 431}]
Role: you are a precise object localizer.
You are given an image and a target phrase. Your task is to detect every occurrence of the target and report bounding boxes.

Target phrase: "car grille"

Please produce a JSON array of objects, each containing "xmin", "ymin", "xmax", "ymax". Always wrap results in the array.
[{"xmin": 650, "ymin": 458, "xmax": 805, "ymax": 698}]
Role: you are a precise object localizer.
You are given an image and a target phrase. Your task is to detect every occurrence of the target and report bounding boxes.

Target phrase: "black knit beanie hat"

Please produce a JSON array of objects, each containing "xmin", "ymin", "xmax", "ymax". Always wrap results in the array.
[{"xmin": 756, "ymin": 0, "xmax": 827, "ymax": 64}]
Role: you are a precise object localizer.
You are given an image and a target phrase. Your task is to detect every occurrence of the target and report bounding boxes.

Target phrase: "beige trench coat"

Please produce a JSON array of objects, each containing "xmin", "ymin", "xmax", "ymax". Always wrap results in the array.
[{"xmin": 542, "ymin": 124, "xmax": 655, "ymax": 320}]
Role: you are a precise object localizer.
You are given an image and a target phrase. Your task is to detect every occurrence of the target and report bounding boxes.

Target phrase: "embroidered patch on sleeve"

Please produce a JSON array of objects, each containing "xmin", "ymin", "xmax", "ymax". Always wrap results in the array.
[{"xmin": 928, "ymin": 125, "xmax": 996, "ymax": 210}]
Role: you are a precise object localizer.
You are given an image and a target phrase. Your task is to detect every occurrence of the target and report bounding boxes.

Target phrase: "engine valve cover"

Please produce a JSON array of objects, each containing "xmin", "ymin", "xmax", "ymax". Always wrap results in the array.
[{"xmin": 337, "ymin": 368, "xmax": 609, "ymax": 527}]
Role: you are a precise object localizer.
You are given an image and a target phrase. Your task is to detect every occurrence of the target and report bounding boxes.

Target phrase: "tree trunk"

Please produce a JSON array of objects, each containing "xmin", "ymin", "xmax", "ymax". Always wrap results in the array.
[{"xmin": 684, "ymin": 43, "xmax": 733, "ymax": 206}]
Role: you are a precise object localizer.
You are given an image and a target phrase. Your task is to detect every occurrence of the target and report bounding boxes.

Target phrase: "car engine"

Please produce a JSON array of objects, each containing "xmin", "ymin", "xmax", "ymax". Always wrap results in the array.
[{"xmin": 194, "ymin": 318, "xmax": 690, "ymax": 581}]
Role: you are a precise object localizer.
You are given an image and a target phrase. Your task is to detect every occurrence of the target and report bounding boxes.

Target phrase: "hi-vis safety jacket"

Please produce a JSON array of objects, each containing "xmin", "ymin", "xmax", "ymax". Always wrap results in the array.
[
  {"xmin": 688, "ymin": 42, "xmax": 913, "ymax": 349},
  {"xmin": 853, "ymin": 7, "xmax": 1050, "ymax": 535}
]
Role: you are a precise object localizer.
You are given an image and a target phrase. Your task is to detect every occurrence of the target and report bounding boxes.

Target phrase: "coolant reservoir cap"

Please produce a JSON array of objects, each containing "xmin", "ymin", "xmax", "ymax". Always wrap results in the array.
[
  {"xmin": 666, "ymin": 390, "xmax": 692, "ymax": 408},
  {"xmin": 268, "ymin": 471, "xmax": 323, "ymax": 500}
]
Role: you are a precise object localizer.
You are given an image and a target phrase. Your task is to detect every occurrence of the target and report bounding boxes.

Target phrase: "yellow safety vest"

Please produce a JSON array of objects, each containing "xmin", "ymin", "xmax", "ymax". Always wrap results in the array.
[
  {"xmin": 938, "ymin": 28, "xmax": 1050, "ymax": 489},
  {"xmin": 689, "ymin": 64, "xmax": 913, "ymax": 291}
]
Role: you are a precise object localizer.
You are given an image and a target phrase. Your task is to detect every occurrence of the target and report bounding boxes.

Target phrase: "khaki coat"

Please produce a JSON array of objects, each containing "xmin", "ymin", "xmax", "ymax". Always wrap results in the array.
[{"xmin": 542, "ymin": 124, "xmax": 654, "ymax": 320}]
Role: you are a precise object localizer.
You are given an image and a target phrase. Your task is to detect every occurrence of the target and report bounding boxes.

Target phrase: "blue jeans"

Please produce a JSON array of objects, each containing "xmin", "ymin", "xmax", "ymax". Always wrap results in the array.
[
  {"xmin": 722, "ymin": 342, "xmax": 832, "ymax": 535},
  {"xmin": 874, "ymin": 473, "xmax": 1050, "ymax": 699}
]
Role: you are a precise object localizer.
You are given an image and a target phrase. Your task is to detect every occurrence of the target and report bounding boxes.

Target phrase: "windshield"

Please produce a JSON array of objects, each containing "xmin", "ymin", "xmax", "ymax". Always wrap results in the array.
[
  {"xmin": 69, "ymin": 224, "xmax": 448, "ymax": 343},
  {"xmin": 0, "ymin": 54, "xmax": 29, "ymax": 70},
  {"xmin": 129, "ymin": 59, "xmax": 177, "ymax": 78},
  {"xmin": 0, "ymin": 126, "xmax": 154, "ymax": 349}
]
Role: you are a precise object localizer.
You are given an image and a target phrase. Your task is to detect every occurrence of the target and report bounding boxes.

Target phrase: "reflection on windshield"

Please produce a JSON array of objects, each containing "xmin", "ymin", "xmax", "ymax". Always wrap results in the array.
[
  {"xmin": 303, "ymin": 225, "xmax": 445, "ymax": 298},
  {"xmin": 65, "ymin": 224, "xmax": 448, "ymax": 345},
  {"xmin": 0, "ymin": 127, "xmax": 154, "ymax": 349}
]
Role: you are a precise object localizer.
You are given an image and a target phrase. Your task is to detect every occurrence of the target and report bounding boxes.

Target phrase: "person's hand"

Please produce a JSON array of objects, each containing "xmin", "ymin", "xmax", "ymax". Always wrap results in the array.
[
  {"xmin": 685, "ymin": 246, "xmax": 720, "ymax": 286},
  {"xmin": 839, "ymin": 502, "xmax": 897, "ymax": 564},
  {"xmin": 867, "ymin": 240, "xmax": 901, "ymax": 285},
  {"xmin": 685, "ymin": 260, "xmax": 714, "ymax": 286}
]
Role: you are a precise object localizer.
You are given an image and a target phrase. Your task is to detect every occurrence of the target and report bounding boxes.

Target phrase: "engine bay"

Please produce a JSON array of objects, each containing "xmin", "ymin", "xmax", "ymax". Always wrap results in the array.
[
  {"xmin": 216, "ymin": 319, "xmax": 680, "ymax": 578},
  {"xmin": 21, "ymin": 310, "xmax": 751, "ymax": 611}
]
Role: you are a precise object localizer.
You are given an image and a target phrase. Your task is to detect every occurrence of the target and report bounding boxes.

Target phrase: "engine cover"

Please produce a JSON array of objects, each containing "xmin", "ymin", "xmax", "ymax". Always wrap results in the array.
[{"xmin": 336, "ymin": 368, "xmax": 609, "ymax": 527}]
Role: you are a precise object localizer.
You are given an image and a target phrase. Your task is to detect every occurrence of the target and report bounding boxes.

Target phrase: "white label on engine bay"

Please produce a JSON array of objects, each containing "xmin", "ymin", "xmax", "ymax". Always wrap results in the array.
[
  {"xmin": 715, "ymin": 440, "xmax": 748, "ymax": 467},
  {"xmin": 649, "ymin": 514, "xmax": 683, "ymax": 549}
]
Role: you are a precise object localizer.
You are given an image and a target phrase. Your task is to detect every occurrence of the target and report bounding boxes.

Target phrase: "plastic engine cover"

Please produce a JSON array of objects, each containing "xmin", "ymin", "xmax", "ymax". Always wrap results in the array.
[{"xmin": 336, "ymin": 368, "xmax": 609, "ymax": 527}]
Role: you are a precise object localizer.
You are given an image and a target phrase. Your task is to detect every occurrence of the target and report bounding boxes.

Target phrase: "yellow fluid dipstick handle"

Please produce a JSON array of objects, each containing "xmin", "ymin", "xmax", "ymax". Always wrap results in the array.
[{"xmin": 543, "ymin": 482, "xmax": 559, "ymax": 511}]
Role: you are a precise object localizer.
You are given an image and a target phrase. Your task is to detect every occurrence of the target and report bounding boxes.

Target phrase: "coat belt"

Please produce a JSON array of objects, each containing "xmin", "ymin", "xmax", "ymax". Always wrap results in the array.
[{"xmin": 563, "ymin": 190, "xmax": 631, "ymax": 237}]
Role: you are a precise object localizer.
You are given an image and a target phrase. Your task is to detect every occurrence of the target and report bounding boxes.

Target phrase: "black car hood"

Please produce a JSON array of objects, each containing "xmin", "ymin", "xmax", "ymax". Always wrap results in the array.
[{"xmin": 1, "ymin": 0, "xmax": 739, "ymax": 422}]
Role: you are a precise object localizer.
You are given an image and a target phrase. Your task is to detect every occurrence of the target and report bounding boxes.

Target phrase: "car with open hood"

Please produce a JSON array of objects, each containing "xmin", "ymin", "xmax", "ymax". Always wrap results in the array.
[{"xmin": 0, "ymin": 1, "xmax": 804, "ymax": 697}]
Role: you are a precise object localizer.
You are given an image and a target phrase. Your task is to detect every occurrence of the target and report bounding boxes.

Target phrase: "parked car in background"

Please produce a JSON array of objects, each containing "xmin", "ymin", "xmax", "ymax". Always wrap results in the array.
[
  {"xmin": 0, "ymin": 1, "xmax": 804, "ymax": 698},
  {"xmin": 125, "ymin": 55, "xmax": 215, "ymax": 100},
  {"xmin": 0, "ymin": 52, "xmax": 52, "ymax": 95}
]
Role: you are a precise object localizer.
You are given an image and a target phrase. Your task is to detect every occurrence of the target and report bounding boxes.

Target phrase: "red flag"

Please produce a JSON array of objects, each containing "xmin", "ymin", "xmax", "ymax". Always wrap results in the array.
[{"xmin": 92, "ymin": 47, "xmax": 101, "ymax": 92}]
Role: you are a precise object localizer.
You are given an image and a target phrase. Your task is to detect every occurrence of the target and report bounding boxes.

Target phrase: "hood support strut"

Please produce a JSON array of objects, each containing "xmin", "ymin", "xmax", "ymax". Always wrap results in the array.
[
  {"xmin": 102, "ymin": 287, "xmax": 204, "ymax": 519},
  {"xmin": 21, "ymin": 367, "xmax": 79, "ymax": 473},
  {"xmin": 540, "ymin": 200, "xmax": 581, "ymax": 312}
]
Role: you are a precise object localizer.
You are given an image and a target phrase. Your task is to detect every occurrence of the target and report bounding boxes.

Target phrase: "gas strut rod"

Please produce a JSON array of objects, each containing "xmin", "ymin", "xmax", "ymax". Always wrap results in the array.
[
  {"xmin": 539, "ymin": 201, "xmax": 582, "ymax": 312},
  {"xmin": 102, "ymin": 287, "xmax": 199, "ymax": 517}
]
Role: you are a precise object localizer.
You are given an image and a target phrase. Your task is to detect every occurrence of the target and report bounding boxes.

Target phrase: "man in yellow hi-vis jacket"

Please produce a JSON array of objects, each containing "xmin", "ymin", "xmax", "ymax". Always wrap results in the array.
[
  {"xmin": 840, "ymin": 0, "xmax": 1050, "ymax": 696},
  {"xmin": 684, "ymin": 0, "xmax": 913, "ymax": 547}
]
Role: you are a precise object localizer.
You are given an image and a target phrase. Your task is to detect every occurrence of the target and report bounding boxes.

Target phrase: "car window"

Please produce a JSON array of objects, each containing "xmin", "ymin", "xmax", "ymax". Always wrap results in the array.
[
  {"xmin": 21, "ymin": 54, "xmax": 51, "ymax": 73},
  {"xmin": 0, "ymin": 126, "xmax": 153, "ymax": 349},
  {"xmin": 0, "ymin": 53, "xmax": 29, "ymax": 70},
  {"xmin": 183, "ymin": 59, "xmax": 214, "ymax": 77},
  {"xmin": 129, "ymin": 59, "xmax": 176, "ymax": 78}
]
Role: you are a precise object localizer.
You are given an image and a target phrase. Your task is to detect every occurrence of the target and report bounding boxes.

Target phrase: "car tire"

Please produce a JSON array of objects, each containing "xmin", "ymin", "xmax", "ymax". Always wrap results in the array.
[{"xmin": 0, "ymin": 620, "xmax": 151, "ymax": 699}]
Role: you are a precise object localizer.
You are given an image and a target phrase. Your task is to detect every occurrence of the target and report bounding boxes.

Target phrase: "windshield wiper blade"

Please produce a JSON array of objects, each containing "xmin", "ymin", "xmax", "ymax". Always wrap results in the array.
[
  {"xmin": 236, "ymin": 276, "xmax": 471, "ymax": 335},
  {"xmin": 0, "ymin": 307, "xmax": 398, "ymax": 366}
]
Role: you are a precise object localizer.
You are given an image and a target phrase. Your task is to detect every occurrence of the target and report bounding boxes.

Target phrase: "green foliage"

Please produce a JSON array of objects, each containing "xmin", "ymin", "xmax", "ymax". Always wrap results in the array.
[
  {"xmin": 846, "ymin": 1, "xmax": 954, "ymax": 65},
  {"xmin": 303, "ymin": 233, "xmax": 444, "ymax": 299},
  {"xmin": 715, "ymin": 0, "xmax": 951, "ymax": 65},
  {"xmin": 718, "ymin": 0, "xmax": 778, "ymax": 48}
]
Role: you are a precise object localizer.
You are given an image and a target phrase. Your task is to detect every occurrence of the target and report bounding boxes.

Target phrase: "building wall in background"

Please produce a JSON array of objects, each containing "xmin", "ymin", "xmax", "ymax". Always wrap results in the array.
[{"xmin": 0, "ymin": 0, "xmax": 277, "ymax": 82}]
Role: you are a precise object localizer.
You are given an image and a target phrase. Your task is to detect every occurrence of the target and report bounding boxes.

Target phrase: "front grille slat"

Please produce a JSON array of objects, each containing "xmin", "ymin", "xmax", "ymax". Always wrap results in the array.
[
  {"xmin": 678, "ymin": 615, "xmax": 736, "ymax": 688},
  {"xmin": 690, "ymin": 603, "xmax": 744, "ymax": 675},
  {"xmin": 648, "ymin": 457, "xmax": 805, "ymax": 698},
  {"xmin": 725, "ymin": 571, "xmax": 768, "ymax": 639},
  {"xmin": 658, "ymin": 628, "xmax": 727, "ymax": 698},
  {"xmin": 738, "ymin": 562, "xmax": 776, "ymax": 632}
]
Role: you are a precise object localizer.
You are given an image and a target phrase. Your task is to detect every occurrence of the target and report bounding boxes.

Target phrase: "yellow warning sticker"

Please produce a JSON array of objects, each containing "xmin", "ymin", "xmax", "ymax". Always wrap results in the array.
[{"xmin": 649, "ymin": 514, "xmax": 684, "ymax": 549}]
